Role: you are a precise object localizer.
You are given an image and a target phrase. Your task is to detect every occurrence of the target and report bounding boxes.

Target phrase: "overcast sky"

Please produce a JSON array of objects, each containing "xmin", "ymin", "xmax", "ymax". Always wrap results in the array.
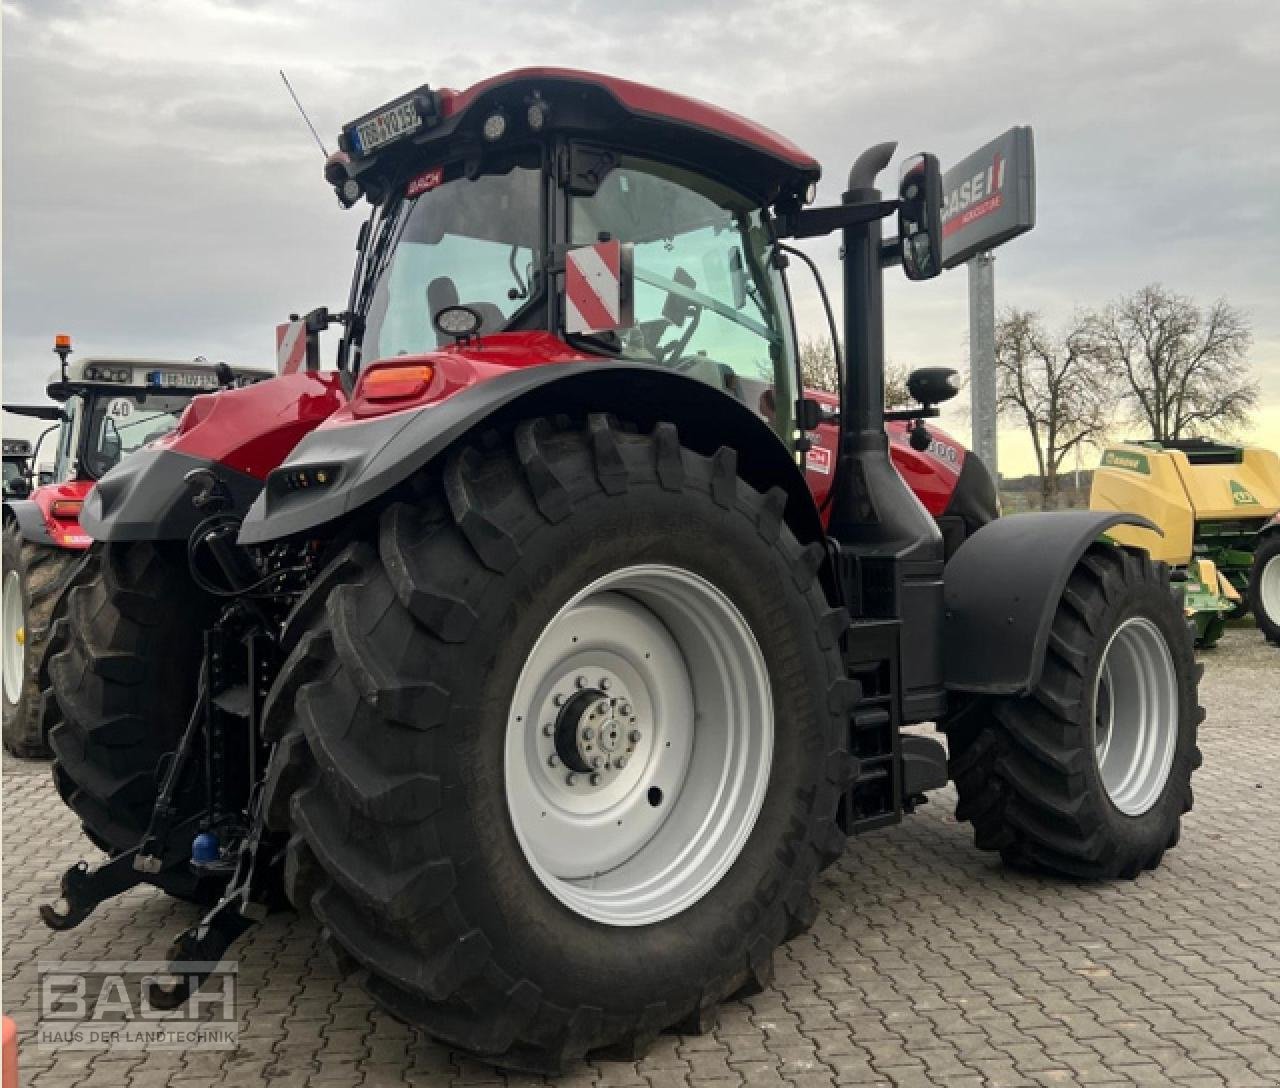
[{"xmin": 3, "ymin": 0, "xmax": 1277, "ymax": 473}]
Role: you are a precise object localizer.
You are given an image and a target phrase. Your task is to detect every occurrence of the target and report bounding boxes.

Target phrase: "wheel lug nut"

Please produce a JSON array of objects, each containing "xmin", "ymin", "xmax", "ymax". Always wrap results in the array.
[
  {"xmin": 553, "ymin": 693, "xmax": 567, "ymax": 707},
  {"xmin": 591, "ymin": 755, "xmax": 605, "ymax": 769},
  {"xmin": 582, "ymin": 726, "xmax": 595, "ymax": 741},
  {"xmin": 548, "ymin": 754, "xmax": 559, "ymax": 767},
  {"xmin": 566, "ymin": 773, "xmax": 577, "ymax": 787},
  {"xmin": 590, "ymin": 773, "xmax": 602, "ymax": 787},
  {"xmin": 575, "ymin": 675, "xmax": 587, "ymax": 689},
  {"xmin": 543, "ymin": 723, "xmax": 555, "ymax": 737},
  {"xmin": 615, "ymin": 756, "xmax": 628, "ymax": 770},
  {"xmin": 628, "ymin": 729, "xmax": 642, "ymax": 743},
  {"xmin": 596, "ymin": 700, "xmax": 610, "ymax": 715},
  {"xmin": 600, "ymin": 678, "xmax": 611, "ymax": 691},
  {"xmin": 620, "ymin": 703, "xmax": 632, "ymax": 715}
]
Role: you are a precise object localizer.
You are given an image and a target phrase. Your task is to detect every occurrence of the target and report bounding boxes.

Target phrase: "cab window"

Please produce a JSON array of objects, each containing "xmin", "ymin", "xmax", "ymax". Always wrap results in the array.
[{"xmin": 570, "ymin": 158, "xmax": 797, "ymax": 443}]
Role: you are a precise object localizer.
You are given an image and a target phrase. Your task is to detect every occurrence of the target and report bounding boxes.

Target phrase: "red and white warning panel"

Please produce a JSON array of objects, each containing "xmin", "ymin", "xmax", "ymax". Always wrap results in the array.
[
  {"xmin": 275, "ymin": 319, "xmax": 307, "ymax": 375},
  {"xmin": 565, "ymin": 240, "xmax": 634, "ymax": 334}
]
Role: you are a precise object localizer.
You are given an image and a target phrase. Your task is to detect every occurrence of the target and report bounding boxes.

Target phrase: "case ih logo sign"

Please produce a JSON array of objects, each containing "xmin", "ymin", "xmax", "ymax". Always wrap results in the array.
[
  {"xmin": 941, "ymin": 126, "xmax": 1036, "ymax": 269},
  {"xmin": 942, "ymin": 152, "xmax": 1006, "ymax": 239}
]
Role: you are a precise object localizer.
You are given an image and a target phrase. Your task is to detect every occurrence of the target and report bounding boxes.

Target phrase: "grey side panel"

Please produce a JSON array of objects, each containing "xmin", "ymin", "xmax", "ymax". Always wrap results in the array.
[
  {"xmin": 3, "ymin": 500, "xmax": 54, "ymax": 546},
  {"xmin": 943, "ymin": 511, "xmax": 1159, "ymax": 696},
  {"xmin": 239, "ymin": 362, "xmax": 822, "ymax": 547},
  {"xmin": 82, "ymin": 449, "xmax": 263, "ymax": 542}
]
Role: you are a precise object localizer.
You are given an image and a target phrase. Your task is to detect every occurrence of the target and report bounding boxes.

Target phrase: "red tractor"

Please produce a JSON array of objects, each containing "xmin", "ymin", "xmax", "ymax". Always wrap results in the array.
[
  {"xmin": 43, "ymin": 70, "xmax": 1200, "ymax": 1072},
  {"xmin": 2, "ymin": 342, "xmax": 272, "ymax": 757}
]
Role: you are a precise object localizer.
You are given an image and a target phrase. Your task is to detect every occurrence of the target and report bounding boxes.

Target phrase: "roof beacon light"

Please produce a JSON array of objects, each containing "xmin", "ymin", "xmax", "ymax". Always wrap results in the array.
[
  {"xmin": 53, "ymin": 333, "xmax": 73, "ymax": 381},
  {"xmin": 482, "ymin": 110, "xmax": 507, "ymax": 143}
]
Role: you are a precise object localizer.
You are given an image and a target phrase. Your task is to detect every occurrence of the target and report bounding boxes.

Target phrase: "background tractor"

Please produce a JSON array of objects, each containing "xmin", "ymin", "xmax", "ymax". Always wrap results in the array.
[
  {"xmin": 2, "ymin": 340, "xmax": 272, "ymax": 757},
  {"xmin": 43, "ymin": 69, "xmax": 1200, "ymax": 1072},
  {"xmin": 2, "ymin": 438, "xmax": 34, "ymax": 498},
  {"xmin": 1253, "ymin": 514, "xmax": 1280, "ymax": 643},
  {"xmin": 1090, "ymin": 437, "xmax": 1280, "ymax": 645}
]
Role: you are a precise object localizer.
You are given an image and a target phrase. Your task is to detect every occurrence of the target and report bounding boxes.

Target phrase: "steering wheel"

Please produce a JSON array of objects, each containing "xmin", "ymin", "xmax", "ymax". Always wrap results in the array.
[{"xmin": 656, "ymin": 306, "xmax": 703, "ymax": 367}]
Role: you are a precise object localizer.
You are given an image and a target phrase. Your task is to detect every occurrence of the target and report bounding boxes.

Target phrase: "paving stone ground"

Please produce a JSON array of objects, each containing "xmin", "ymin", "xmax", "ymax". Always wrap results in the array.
[{"xmin": 3, "ymin": 627, "xmax": 1277, "ymax": 1087}]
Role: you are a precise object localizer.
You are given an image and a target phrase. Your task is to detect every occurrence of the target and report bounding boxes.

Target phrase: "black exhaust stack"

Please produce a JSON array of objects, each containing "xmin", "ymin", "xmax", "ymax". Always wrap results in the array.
[{"xmin": 828, "ymin": 143, "xmax": 946, "ymax": 726}]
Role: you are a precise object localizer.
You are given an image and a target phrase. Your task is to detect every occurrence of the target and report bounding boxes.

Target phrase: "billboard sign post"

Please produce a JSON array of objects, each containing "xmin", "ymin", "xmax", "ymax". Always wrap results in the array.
[{"xmin": 941, "ymin": 126, "xmax": 1036, "ymax": 480}]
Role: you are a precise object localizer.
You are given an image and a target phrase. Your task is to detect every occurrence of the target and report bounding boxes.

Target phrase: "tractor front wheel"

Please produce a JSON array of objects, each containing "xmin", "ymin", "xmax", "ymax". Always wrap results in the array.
[
  {"xmin": 3, "ymin": 523, "xmax": 80, "ymax": 758},
  {"xmin": 945, "ymin": 545, "xmax": 1202, "ymax": 879},
  {"xmin": 1251, "ymin": 534, "xmax": 1280, "ymax": 645},
  {"xmin": 262, "ymin": 417, "xmax": 850, "ymax": 1071}
]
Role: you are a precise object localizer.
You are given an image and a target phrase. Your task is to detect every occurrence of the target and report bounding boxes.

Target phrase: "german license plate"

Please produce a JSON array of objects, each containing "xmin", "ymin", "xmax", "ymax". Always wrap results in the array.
[{"xmin": 354, "ymin": 100, "xmax": 421, "ymax": 155}]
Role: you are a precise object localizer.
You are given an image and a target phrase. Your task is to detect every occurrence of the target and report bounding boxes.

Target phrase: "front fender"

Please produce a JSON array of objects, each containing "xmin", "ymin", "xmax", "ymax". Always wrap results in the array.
[
  {"xmin": 238, "ymin": 363, "xmax": 824, "ymax": 548},
  {"xmin": 943, "ymin": 511, "xmax": 1160, "ymax": 696}
]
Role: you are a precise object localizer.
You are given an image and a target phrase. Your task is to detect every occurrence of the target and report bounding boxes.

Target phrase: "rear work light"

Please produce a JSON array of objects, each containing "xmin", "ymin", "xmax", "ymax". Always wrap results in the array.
[
  {"xmin": 360, "ymin": 363, "xmax": 435, "ymax": 402},
  {"xmin": 49, "ymin": 499, "xmax": 83, "ymax": 519}
]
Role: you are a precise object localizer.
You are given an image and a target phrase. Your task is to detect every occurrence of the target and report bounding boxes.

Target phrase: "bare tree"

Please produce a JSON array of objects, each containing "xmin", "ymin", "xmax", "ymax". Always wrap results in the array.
[
  {"xmin": 995, "ymin": 308, "xmax": 1113, "ymax": 509},
  {"xmin": 798, "ymin": 337, "xmax": 911, "ymax": 407},
  {"xmin": 1084, "ymin": 284, "xmax": 1257, "ymax": 441}
]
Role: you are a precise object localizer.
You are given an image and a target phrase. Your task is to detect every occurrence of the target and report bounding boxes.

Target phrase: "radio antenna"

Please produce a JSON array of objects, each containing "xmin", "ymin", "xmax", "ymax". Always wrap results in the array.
[{"xmin": 280, "ymin": 69, "xmax": 329, "ymax": 158}]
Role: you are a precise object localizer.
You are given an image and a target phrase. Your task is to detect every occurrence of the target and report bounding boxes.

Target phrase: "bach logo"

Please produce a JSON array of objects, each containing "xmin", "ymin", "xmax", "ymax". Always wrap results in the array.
[{"xmin": 38, "ymin": 961, "xmax": 238, "ymax": 1051}]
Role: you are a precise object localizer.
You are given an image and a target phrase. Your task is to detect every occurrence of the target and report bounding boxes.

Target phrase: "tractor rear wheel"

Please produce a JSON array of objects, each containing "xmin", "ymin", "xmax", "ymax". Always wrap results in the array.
[
  {"xmin": 3, "ymin": 523, "xmax": 80, "ymax": 758},
  {"xmin": 47, "ymin": 541, "xmax": 218, "ymax": 899},
  {"xmin": 262, "ymin": 416, "xmax": 850, "ymax": 1072},
  {"xmin": 1251, "ymin": 535, "xmax": 1280, "ymax": 644},
  {"xmin": 945, "ymin": 544, "xmax": 1202, "ymax": 879}
]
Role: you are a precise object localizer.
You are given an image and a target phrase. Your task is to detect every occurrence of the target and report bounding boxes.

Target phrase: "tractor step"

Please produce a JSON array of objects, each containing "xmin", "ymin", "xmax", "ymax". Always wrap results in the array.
[{"xmin": 839, "ymin": 619, "xmax": 904, "ymax": 835}]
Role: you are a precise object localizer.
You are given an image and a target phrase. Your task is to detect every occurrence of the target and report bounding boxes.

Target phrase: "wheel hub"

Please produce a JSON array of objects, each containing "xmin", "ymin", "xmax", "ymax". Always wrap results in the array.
[{"xmin": 548, "ymin": 678, "xmax": 642, "ymax": 787}]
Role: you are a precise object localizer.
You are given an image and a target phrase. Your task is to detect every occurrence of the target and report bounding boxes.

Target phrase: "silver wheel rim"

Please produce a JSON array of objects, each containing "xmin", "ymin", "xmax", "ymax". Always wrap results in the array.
[
  {"xmin": 1260, "ymin": 553, "xmax": 1280, "ymax": 622},
  {"xmin": 3, "ymin": 569, "xmax": 25, "ymax": 705},
  {"xmin": 1091, "ymin": 616, "xmax": 1178, "ymax": 816},
  {"xmin": 505, "ymin": 563, "xmax": 773, "ymax": 926}
]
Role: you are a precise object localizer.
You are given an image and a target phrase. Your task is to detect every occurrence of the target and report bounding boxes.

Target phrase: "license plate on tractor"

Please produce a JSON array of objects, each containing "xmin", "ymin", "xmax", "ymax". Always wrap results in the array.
[{"xmin": 352, "ymin": 100, "xmax": 421, "ymax": 155}]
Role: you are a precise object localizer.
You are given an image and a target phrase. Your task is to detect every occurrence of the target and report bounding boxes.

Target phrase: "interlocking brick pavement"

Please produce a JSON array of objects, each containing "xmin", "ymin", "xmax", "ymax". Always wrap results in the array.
[{"xmin": 3, "ymin": 628, "xmax": 1277, "ymax": 1087}]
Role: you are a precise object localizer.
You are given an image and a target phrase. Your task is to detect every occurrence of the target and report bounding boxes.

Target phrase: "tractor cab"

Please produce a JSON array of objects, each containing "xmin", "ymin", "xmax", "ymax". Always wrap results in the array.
[
  {"xmin": 34, "ymin": 348, "xmax": 273, "ymax": 486},
  {"xmin": 319, "ymin": 70, "xmax": 934, "ymax": 457},
  {"xmin": 317, "ymin": 70, "xmax": 821, "ymax": 449},
  {"xmin": 3, "ymin": 340, "xmax": 274, "ymax": 551}
]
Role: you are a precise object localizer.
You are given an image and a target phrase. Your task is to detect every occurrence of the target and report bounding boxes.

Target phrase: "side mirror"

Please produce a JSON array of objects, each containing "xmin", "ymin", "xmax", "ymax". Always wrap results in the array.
[
  {"xmin": 907, "ymin": 366, "xmax": 961, "ymax": 407},
  {"xmin": 898, "ymin": 153, "xmax": 943, "ymax": 281},
  {"xmin": 3, "ymin": 477, "xmax": 30, "ymax": 499}
]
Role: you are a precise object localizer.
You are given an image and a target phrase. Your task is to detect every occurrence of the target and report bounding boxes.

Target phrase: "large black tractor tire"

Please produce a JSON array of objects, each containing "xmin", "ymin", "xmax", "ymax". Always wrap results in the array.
[
  {"xmin": 1250, "ymin": 534, "xmax": 1280, "ymax": 645},
  {"xmin": 47, "ymin": 541, "xmax": 218, "ymax": 899},
  {"xmin": 262, "ymin": 416, "xmax": 851, "ymax": 1072},
  {"xmin": 3, "ymin": 523, "xmax": 81, "ymax": 758},
  {"xmin": 944, "ymin": 545, "xmax": 1203, "ymax": 880}
]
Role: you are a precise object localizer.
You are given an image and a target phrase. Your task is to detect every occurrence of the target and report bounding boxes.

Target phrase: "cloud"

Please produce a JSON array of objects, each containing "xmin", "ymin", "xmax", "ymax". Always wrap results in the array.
[{"xmin": 3, "ymin": 0, "xmax": 1277, "ymax": 474}]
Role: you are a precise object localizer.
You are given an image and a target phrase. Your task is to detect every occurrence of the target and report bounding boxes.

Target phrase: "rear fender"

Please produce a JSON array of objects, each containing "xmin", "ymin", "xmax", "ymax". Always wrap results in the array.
[
  {"xmin": 238, "ymin": 363, "xmax": 824, "ymax": 549},
  {"xmin": 3, "ymin": 499, "xmax": 54, "ymax": 546},
  {"xmin": 943, "ymin": 511, "xmax": 1160, "ymax": 696}
]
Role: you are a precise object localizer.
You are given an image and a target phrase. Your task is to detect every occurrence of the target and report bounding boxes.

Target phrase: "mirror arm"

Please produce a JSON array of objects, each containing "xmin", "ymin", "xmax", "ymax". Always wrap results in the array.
[
  {"xmin": 776, "ymin": 199, "xmax": 898, "ymax": 240},
  {"xmin": 879, "ymin": 237, "xmax": 903, "ymax": 268},
  {"xmin": 884, "ymin": 405, "xmax": 941, "ymax": 423}
]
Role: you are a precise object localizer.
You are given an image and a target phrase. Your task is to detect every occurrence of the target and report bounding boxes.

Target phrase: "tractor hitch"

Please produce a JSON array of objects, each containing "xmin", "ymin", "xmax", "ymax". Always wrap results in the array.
[
  {"xmin": 147, "ymin": 782, "xmax": 280, "ymax": 1010},
  {"xmin": 39, "ymin": 851, "xmax": 148, "ymax": 931}
]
